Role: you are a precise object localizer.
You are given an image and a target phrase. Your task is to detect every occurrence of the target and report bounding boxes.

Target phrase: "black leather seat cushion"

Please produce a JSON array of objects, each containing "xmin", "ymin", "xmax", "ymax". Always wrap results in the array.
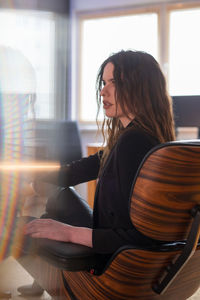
[{"xmin": 37, "ymin": 238, "xmax": 96, "ymax": 271}]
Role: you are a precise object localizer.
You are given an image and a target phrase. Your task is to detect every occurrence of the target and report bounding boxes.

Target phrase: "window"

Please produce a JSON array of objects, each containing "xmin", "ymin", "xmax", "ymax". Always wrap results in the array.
[
  {"xmin": 77, "ymin": 3, "xmax": 200, "ymax": 123},
  {"xmin": 168, "ymin": 7, "xmax": 200, "ymax": 95},
  {"xmin": 0, "ymin": 10, "xmax": 55, "ymax": 119},
  {"xmin": 79, "ymin": 12, "xmax": 158, "ymax": 122}
]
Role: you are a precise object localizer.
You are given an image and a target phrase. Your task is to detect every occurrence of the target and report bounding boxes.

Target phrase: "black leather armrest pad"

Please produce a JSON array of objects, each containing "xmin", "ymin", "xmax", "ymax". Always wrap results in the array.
[{"xmin": 37, "ymin": 238, "xmax": 96, "ymax": 271}]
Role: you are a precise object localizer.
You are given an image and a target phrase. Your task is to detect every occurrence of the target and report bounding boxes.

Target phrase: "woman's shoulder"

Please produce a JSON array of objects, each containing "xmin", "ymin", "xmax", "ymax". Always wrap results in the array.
[
  {"xmin": 114, "ymin": 128, "xmax": 160, "ymax": 172},
  {"xmin": 118, "ymin": 128, "xmax": 158, "ymax": 146}
]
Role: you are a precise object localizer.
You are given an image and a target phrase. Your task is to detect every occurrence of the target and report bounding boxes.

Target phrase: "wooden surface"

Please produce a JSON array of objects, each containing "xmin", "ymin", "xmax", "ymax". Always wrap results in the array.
[
  {"xmin": 17, "ymin": 246, "xmax": 200, "ymax": 300},
  {"xmin": 87, "ymin": 143, "xmax": 102, "ymax": 208},
  {"xmin": 131, "ymin": 144, "xmax": 200, "ymax": 241},
  {"xmin": 63, "ymin": 247, "xmax": 200, "ymax": 300}
]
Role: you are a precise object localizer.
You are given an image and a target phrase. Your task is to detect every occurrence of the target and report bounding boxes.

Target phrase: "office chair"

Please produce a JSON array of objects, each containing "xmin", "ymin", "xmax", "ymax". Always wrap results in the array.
[{"xmin": 17, "ymin": 140, "xmax": 200, "ymax": 300}]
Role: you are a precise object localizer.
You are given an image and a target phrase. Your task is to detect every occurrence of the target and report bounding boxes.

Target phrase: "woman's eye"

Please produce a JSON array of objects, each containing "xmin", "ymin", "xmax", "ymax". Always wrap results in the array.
[
  {"xmin": 100, "ymin": 79, "xmax": 114, "ymax": 89},
  {"xmin": 111, "ymin": 79, "xmax": 115, "ymax": 84}
]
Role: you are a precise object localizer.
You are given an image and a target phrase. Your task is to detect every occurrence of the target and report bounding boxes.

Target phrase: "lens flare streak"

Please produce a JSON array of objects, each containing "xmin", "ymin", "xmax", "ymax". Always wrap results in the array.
[{"xmin": 0, "ymin": 162, "xmax": 60, "ymax": 171}]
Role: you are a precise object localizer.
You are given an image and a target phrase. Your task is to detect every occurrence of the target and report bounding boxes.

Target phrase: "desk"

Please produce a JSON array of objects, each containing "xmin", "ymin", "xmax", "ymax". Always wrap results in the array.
[{"xmin": 87, "ymin": 143, "xmax": 103, "ymax": 208}]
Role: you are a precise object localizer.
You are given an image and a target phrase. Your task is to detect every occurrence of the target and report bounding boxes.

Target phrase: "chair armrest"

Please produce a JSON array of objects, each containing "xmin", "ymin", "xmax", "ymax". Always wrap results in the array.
[
  {"xmin": 36, "ymin": 239, "xmax": 188, "ymax": 274},
  {"xmin": 37, "ymin": 238, "xmax": 96, "ymax": 271}
]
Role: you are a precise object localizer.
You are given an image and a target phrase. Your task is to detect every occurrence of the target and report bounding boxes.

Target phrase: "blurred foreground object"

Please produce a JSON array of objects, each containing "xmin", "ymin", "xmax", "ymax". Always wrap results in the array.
[{"xmin": 0, "ymin": 46, "xmax": 35, "ymax": 259}]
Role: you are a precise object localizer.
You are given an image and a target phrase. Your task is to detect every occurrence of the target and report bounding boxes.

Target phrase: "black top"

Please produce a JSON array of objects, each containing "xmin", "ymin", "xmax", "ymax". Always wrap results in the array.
[{"xmin": 40, "ymin": 126, "xmax": 159, "ymax": 254}]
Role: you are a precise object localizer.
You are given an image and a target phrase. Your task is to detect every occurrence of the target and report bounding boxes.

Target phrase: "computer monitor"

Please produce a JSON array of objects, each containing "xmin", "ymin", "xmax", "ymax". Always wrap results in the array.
[
  {"xmin": 172, "ymin": 95, "xmax": 200, "ymax": 138},
  {"xmin": 33, "ymin": 120, "xmax": 82, "ymax": 165}
]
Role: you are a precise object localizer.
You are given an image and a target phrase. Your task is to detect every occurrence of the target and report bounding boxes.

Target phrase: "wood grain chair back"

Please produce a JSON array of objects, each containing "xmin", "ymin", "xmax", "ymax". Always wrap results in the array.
[
  {"xmin": 16, "ymin": 140, "xmax": 200, "ymax": 300},
  {"xmin": 130, "ymin": 140, "xmax": 200, "ymax": 241}
]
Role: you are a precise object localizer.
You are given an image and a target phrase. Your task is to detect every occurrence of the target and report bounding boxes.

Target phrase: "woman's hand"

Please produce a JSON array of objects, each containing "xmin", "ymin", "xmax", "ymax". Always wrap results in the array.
[
  {"xmin": 24, "ymin": 218, "xmax": 93, "ymax": 247},
  {"xmin": 25, "ymin": 219, "xmax": 72, "ymax": 241}
]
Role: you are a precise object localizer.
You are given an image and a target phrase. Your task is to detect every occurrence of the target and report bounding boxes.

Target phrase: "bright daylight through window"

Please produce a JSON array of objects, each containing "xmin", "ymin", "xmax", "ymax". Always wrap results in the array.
[
  {"xmin": 169, "ymin": 8, "xmax": 200, "ymax": 96},
  {"xmin": 0, "ymin": 10, "xmax": 55, "ymax": 119}
]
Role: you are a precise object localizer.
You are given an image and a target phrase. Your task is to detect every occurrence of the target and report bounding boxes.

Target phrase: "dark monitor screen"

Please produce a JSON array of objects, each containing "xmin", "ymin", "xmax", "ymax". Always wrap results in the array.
[
  {"xmin": 172, "ymin": 95, "xmax": 200, "ymax": 128},
  {"xmin": 33, "ymin": 120, "xmax": 82, "ymax": 164}
]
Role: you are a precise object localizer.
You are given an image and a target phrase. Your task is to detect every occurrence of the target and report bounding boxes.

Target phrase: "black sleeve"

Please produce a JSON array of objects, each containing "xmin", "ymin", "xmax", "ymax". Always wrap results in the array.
[
  {"xmin": 92, "ymin": 131, "xmax": 158, "ymax": 254},
  {"xmin": 36, "ymin": 152, "xmax": 102, "ymax": 187}
]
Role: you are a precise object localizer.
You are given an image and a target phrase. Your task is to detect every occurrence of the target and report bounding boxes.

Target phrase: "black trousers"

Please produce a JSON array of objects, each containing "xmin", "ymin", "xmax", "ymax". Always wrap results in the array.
[{"xmin": 44, "ymin": 186, "xmax": 93, "ymax": 227}]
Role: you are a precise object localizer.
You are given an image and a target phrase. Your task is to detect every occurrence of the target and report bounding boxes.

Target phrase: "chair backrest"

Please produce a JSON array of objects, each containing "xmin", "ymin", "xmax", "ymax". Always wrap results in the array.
[
  {"xmin": 53, "ymin": 121, "xmax": 82, "ymax": 165},
  {"xmin": 130, "ymin": 140, "xmax": 200, "ymax": 241}
]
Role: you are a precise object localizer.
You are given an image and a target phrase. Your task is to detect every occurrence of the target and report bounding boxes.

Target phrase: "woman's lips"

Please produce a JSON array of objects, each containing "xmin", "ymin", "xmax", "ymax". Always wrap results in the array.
[{"xmin": 103, "ymin": 101, "xmax": 112, "ymax": 109}]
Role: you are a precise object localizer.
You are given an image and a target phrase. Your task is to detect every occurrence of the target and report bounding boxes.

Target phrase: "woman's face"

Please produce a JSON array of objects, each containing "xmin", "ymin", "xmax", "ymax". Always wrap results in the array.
[{"xmin": 100, "ymin": 62, "xmax": 134, "ymax": 127}]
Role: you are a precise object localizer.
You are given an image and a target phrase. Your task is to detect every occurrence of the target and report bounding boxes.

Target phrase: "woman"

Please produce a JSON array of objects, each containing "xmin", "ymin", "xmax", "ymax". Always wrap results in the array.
[
  {"xmin": 25, "ymin": 50, "xmax": 175, "ymax": 251},
  {"xmin": 18, "ymin": 50, "xmax": 175, "ymax": 295}
]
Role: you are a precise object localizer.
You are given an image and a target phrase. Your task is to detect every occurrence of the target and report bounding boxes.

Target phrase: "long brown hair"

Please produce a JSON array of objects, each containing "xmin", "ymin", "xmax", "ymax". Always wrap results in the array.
[{"xmin": 96, "ymin": 50, "xmax": 175, "ymax": 166}]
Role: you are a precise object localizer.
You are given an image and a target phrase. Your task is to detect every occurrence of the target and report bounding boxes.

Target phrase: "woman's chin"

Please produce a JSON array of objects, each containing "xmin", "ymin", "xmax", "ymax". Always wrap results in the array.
[{"xmin": 104, "ymin": 111, "xmax": 115, "ymax": 118}]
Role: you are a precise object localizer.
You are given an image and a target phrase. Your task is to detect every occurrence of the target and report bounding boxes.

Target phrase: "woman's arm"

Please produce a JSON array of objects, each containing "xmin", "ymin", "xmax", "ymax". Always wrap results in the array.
[
  {"xmin": 31, "ymin": 152, "xmax": 102, "ymax": 196},
  {"xmin": 48, "ymin": 152, "xmax": 101, "ymax": 186},
  {"xmin": 25, "ymin": 218, "xmax": 93, "ymax": 247}
]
